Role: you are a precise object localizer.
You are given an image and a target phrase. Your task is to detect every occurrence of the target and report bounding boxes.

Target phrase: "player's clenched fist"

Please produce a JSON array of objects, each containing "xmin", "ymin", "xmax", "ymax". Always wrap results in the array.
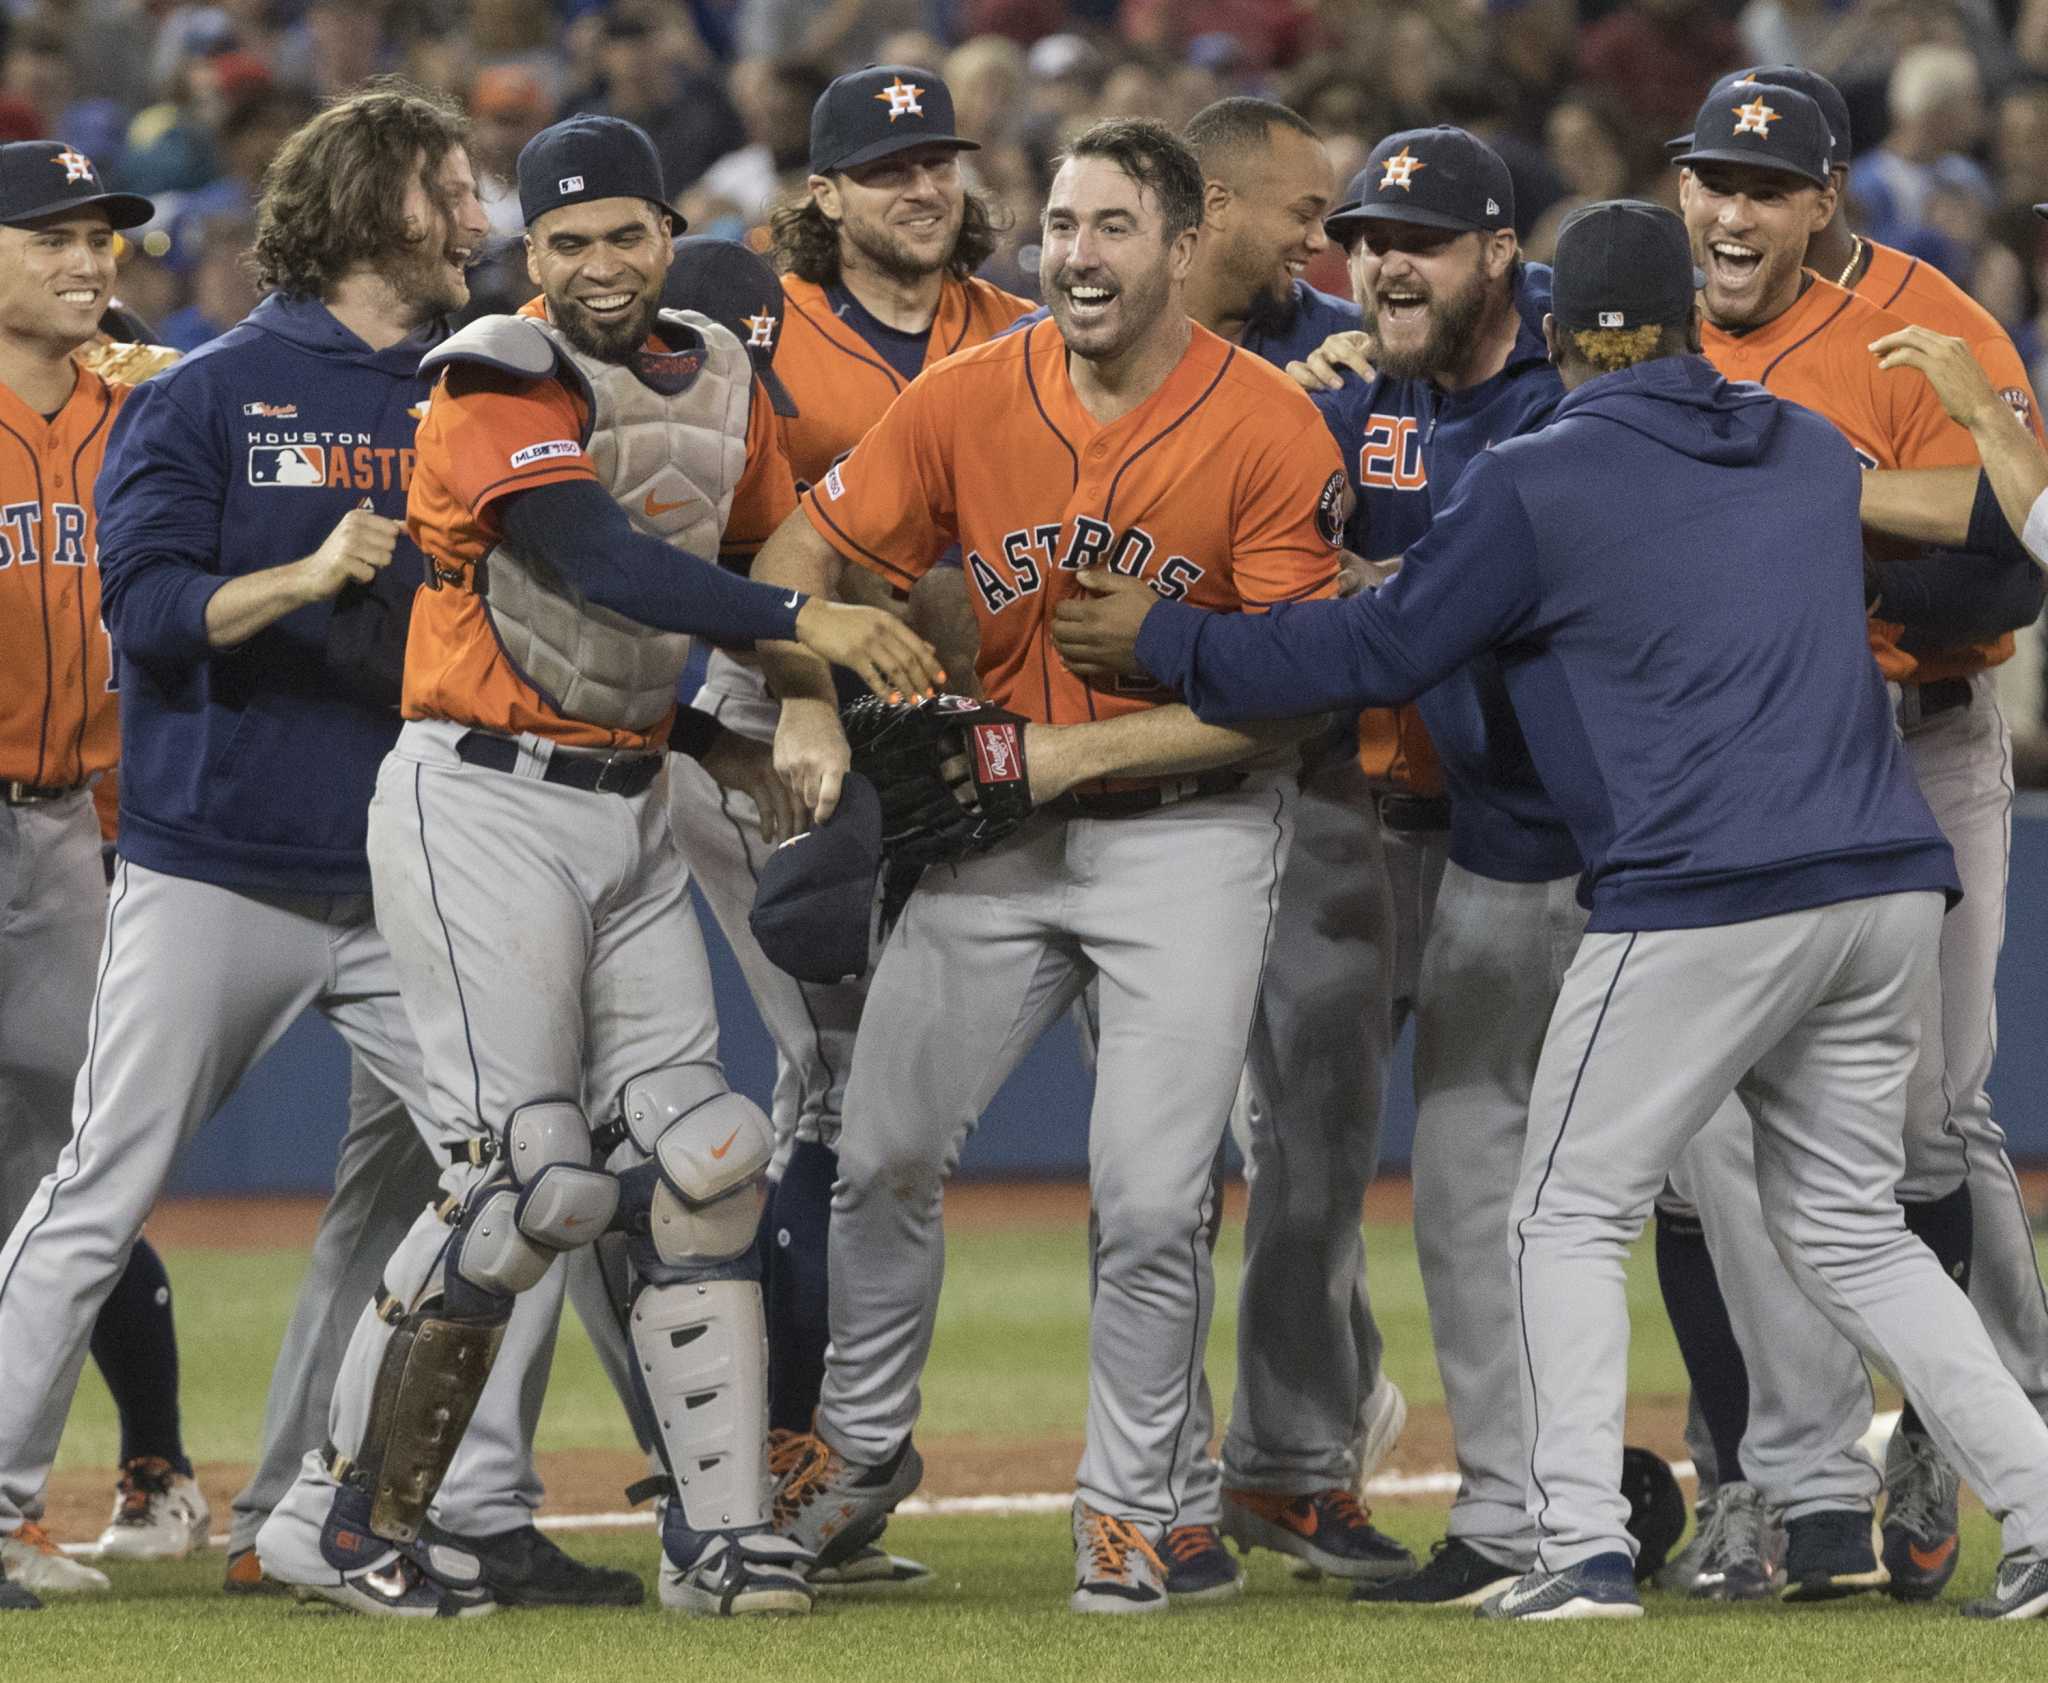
[
  {"xmin": 1050, "ymin": 568, "xmax": 1157, "ymax": 681},
  {"xmin": 794, "ymin": 599, "xmax": 946, "ymax": 701},
  {"xmin": 292, "ymin": 506, "xmax": 402, "ymax": 603}
]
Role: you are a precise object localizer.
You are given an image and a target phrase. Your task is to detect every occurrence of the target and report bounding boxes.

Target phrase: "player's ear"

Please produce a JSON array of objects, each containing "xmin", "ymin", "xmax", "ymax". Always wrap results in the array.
[
  {"xmin": 1168, "ymin": 223, "xmax": 1199, "ymax": 282},
  {"xmin": 808, "ymin": 172, "xmax": 841, "ymax": 224},
  {"xmin": 523, "ymin": 232, "xmax": 541, "ymax": 290},
  {"xmin": 1809, "ymin": 180, "xmax": 1839, "ymax": 235},
  {"xmin": 1685, "ymin": 304, "xmax": 1703, "ymax": 354},
  {"xmin": 1541, "ymin": 312, "xmax": 1560, "ymax": 367},
  {"xmin": 1201, "ymin": 176, "xmax": 1232, "ymax": 230}
]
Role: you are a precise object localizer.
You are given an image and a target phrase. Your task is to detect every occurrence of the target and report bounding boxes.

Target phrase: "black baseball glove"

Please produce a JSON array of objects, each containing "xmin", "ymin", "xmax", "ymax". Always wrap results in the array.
[{"xmin": 841, "ymin": 692, "xmax": 1036, "ymax": 867}]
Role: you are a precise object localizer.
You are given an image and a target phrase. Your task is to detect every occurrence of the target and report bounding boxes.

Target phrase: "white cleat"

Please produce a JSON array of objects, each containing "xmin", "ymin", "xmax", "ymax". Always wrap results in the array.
[
  {"xmin": 96, "ymin": 1459, "xmax": 211, "ymax": 1560},
  {"xmin": 1, "ymin": 1523, "xmax": 111, "ymax": 1593}
]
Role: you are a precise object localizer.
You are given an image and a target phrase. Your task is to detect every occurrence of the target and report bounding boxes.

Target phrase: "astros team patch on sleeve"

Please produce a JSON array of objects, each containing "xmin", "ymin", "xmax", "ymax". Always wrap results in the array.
[{"xmin": 1316, "ymin": 470, "xmax": 1349, "ymax": 548}]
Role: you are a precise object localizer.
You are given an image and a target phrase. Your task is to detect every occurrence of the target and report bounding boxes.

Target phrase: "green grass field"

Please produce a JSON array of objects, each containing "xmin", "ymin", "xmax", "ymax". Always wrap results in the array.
[{"xmin": 16, "ymin": 1204, "xmax": 2038, "ymax": 1682}]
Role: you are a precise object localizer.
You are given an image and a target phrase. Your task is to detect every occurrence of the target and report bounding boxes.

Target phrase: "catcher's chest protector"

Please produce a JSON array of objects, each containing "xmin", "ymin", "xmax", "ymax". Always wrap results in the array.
[{"xmin": 427, "ymin": 309, "xmax": 753, "ymax": 731}]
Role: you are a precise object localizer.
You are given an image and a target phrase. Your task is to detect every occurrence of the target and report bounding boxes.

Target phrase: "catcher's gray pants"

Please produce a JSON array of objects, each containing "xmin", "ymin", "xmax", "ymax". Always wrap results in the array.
[
  {"xmin": 1413, "ymin": 863, "xmax": 1585, "ymax": 1569},
  {"xmin": 1221, "ymin": 760, "xmax": 1442, "ymax": 1495},
  {"xmin": 1514, "ymin": 891, "xmax": 2048, "ymax": 1572},
  {"xmin": 0, "ymin": 860, "xmax": 562, "ymax": 1537},
  {"xmin": 818, "ymin": 778, "xmax": 1294, "ymax": 1533}
]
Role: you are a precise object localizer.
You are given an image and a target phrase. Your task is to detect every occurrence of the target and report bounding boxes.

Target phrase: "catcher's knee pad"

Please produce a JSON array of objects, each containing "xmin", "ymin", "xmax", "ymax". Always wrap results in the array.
[
  {"xmin": 447, "ymin": 1103, "xmax": 617, "ymax": 1301},
  {"xmin": 630, "ymin": 1277, "xmax": 772, "ymax": 1533},
  {"xmin": 615, "ymin": 1068, "xmax": 773, "ymax": 1279}
]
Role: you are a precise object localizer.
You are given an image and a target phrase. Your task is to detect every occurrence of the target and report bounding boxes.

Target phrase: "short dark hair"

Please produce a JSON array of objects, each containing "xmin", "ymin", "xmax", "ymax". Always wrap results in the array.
[
  {"xmin": 252, "ymin": 78, "xmax": 470, "ymax": 299},
  {"xmin": 1182, "ymin": 97, "xmax": 1319, "ymax": 167},
  {"xmin": 1058, "ymin": 118, "xmax": 1204, "ymax": 239}
]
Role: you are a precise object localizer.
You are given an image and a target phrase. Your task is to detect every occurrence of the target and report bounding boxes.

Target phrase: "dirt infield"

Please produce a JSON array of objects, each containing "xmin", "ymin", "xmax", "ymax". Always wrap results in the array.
[{"xmin": 39, "ymin": 1393, "xmax": 1700, "ymax": 1547}]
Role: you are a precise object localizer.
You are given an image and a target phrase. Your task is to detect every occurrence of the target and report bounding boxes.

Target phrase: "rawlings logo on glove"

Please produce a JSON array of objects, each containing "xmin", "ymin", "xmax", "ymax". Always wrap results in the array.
[{"xmin": 842, "ymin": 692, "xmax": 1035, "ymax": 867}]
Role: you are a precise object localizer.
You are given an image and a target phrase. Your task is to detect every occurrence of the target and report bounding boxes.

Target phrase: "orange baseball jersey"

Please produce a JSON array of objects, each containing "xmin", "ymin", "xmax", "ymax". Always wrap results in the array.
[
  {"xmin": 1854, "ymin": 239, "xmax": 2044, "ymax": 682},
  {"xmin": 803, "ymin": 318, "xmax": 1347, "ymax": 726},
  {"xmin": 775, "ymin": 273, "xmax": 1034, "ymax": 489},
  {"xmin": 1700, "ymin": 275, "xmax": 1983, "ymax": 683},
  {"xmin": 0, "ymin": 365, "xmax": 130, "ymax": 789},
  {"xmin": 405, "ymin": 300, "xmax": 797, "ymax": 752}
]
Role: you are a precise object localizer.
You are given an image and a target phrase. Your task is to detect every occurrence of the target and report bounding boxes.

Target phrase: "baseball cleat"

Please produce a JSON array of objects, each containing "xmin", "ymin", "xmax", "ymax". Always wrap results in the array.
[
  {"xmin": 1351, "ymin": 1537, "xmax": 1518, "ymax": 1607},
  {"xmin": 96, "ymin": 1457, "xmax": 210, "ymax": 1560},
  {"xmin": 1070, "ymin": 1499, "xmax": 1168, "ymax": 1614},
  {"xmin": 1963, "ymin": 1556, "xmax": 2048, "ymax": 1621},
  {"xmin": 806, "ymin": 1542, "xmax": 935, "ymax": 1591},
  {"xmin": 1478, "ymin": 1552, "xmax": 1643, "ymax": 1620},
  {"xmin": 291, "ymin": 1556, "xmax": 498, "ymax": 1618},
  {"xmin": 0, "ymin": 1522, "xmax": 110, "ymax": 1593},
  {"xmin": 222, "ymin": 1546, "xmax": 288, "ymax": 1597},
  {"xmin": 1162, "ymin": 1523, "xmax": 1243, "ymax": 1603},
  {"xmin": 0, "ymin": 1562, "xmax": 38, "ymax": 1611},
  {"xmin": 279, "ymin": 1488, "xmax": 495, "ymax": 1618},
  {"xmin": 1354, "ymin": 1374, "xmax": 1409, "ymax": 1493},
  {"xmin": 1881, "ymin": 1428, "xmax": 1961, "ymax": 1601},
  {"xmin": 658, "ymin": 1515, "xmax": 812, "ymax": 1617},
  {"xmin": 1677, "ymin": 1481, "xmax": 1781, "ymax": 1602},
  {"xmin": 1223, "ymin": 1486, "xmax": 1416, "ymax": 1581},
  {"xmin": 1780, "ymin": 1507, "xmax": 1888, "ymax": 1602},
  {"xmin": 418, "ymin": 1519, "xmax": 644, "ymax": 1607},
  {"xmin": 772, "ymin": 1431, "xmax": 923, "ymax": 1571}
]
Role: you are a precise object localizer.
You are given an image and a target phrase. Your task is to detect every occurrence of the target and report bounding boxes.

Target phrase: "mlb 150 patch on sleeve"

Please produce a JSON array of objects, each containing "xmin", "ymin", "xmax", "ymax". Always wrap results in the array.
[{"xmin": 510, "ymin": 439, "xmax": 581, "ymax": 469}]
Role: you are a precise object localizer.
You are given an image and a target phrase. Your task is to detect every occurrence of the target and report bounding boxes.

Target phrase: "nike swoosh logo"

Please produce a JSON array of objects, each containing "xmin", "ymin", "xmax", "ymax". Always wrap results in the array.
[
  {"xmin": 1908, "ymin": 1536, "xmax": 1957, "ymax": 1572},
  {"xmin": 643, "ymin": 491, "xmax": 696, "ymax": 518},
  {"xmin": 783, "ymin": 590, "xmax": 800, "ymax": 608},
  {"xmin": 710, "ymin": 1126, "xmax": 741, "ymax": 1159}
]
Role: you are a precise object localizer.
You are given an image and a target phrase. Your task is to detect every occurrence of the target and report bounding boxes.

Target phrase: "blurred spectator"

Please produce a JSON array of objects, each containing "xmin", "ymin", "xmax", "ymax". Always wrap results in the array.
[
  {"xmin": 469, "ymin": 0, "xmax": 566, "ymax": 103},
  {"xmin": 111, "ymin": 243, "xmax": 181, "ymax": 331},
  {"xmin": 944, "ymin": 33, "xmax": 1026, "ymax": 147},
  {"xmin": 735, "ymin": 0, "xmax": 925, "ymax": 66},
  {"xmin": 0, "ymin": 97, "xmax": 41, "ymax": 144},
  {"xmin": 576, "ymin": 10, "xmax": 746, "ymax": 202},
  {"xmin": 1098, "ymin": 55, "xmax": 1174, "ymax": 127},
  {"xmin": 1378, "ymin": 4, "xmax": 1475, "ymax": 133},
  {"xmin": 166, "ymin": 85, "xmax": 316, "ymax": 266},
  {"xmin": 271, "ymin": 0, "xmax": 392, "ymax": 99},
  {"xmin": 469, "ymin": 66, "xmax": 555, "ymax": 239},
  {"xmin": 42, "ymin": 0, "xmax": 157, "ymax": 118},
  {"xmin": 1849, "ymin": 44, "xmax": 1994, "ymax": 252},
  {"xmin": 1478, "ymin": 0, "xmax": 1580, "ymax": 144},
  {"xmin": 1024, "ymin": 32, "xmax": 1108, "ymax": 128},
  {"xmin": 699, "ymin": 54, "xmax": 831, "ymax": 220},
  {"xmin": 4, "ymin": 19, "xmax": 74, "ymax": 130},
  {"xmin": 158, "ymin": 212, "xmax": 259, "ymax": 349},
  {"xmin": 1434, "ymin": 73, "xmax": 1568, "ymax": 240},
  {"xmin": 1526, "ymin": 84, "xmax": 1648, "ymax": 261},
  {"xmin": 1737, "ymin": 0, "xmax": 1839, "ymax": 68},
  {"xmin": 1577, "ymin": 0, "xmax": 1740, "ymax": 140},
  {"xmin": 1120, "ymin": 0, "xmax": 1327, "ymax": 70}
]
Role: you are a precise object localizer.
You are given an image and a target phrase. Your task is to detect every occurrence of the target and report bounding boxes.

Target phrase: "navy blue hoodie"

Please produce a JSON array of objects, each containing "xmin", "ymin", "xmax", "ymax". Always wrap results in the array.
[
  {"xmin": 96, "ymin": 294, "xmax": 437, "ymax": 895},
  {"xmin": 1137, "ymin": 355, "xmax": 1958, "ymax": 930},
  {"xmin": 1314, "ymin": 263, "xmax": 1578, "ymax": 882}
]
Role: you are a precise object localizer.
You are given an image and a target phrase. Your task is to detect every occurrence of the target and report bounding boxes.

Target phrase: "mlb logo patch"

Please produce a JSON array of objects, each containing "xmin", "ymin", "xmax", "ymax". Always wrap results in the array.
[
  {"xmin": 558, "ymin": 175, "xmax": 584, "ymax": 194},
  {"xmin": 247, "ymin": 444, "xmax": 326, "ymax": 486}
]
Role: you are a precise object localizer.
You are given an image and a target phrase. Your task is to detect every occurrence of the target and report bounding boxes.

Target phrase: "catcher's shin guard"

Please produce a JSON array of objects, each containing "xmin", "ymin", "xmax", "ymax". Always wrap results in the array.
[{"xmin": 613, "ymin": 1065, "xmax": 777, "ymax": 1532}]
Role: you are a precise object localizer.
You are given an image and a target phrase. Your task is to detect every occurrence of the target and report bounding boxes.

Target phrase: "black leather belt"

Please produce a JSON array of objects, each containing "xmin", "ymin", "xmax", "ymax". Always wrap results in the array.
[
  {"xmin": 1376, "ymin": 792, "xmax": 1451, "ymax": 834},
  {"xmin": 1901, "ymin": 677, "xmax": 1971, "ymax": 724},
  {"xmin": 1049, "ymin": 769, "xmax": 1246, "ymax": 820},
  {"xmin": 5, "ymin": 780, "xmax": 85, "ymax": 805},
  {"xmin": 455, "ymin": 731, "xmax": 663, "ymax": 797}
]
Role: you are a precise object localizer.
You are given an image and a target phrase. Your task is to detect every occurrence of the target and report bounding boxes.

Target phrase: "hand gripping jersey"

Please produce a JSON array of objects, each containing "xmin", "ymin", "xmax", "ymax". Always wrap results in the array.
[
  {"xmin": 1700, "ymin": 274, "xmax": 1981, "ymax": 683},
  {"xmin": 802, "ymin": 318, "xmax": 1346, "ymax": 726},
  {"xmin": 775, "ymin": 274, "xmax": 1034, "ymax": 492},
  {"xmin": 0, "ymin": 366, "xmax": 130, "ymax": 790},
  {"xmin": 405, "ymin": 298, "xmax": 796, "ymax": 751},
  {"xmin": 1852, "ymin": 239, "xmax": 2046, "ymax": 682}
]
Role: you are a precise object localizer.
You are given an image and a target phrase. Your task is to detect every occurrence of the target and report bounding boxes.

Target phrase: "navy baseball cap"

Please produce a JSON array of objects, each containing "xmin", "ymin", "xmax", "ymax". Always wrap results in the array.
[
  {"xmin": 0, "ymin": 141, "xmax": 151, "ymax": 230},
  {"xmin": 1324, "ymin": 127, "xmax": 1514, "ymax": 243},
  {"xmin": 1551, "ymin": 199, "xmax": 1699, "ymax": 333},
  {"xmin": 1666, "ymin": 67, "xmax": 1852, "ymax": 164},
  {"xmin": 1673, "ymin": 84, "xmax": 1833, "ymax": 189},
  {"xmin": 749, "ymin": 774, "xmax": 883, "ymax": 984},
  {"xmin": 663, "ymin": 236, "xmax": 799, "ymax": 418},
  {"xmin": 810, "ymin": 64, "xmax": 978, "ymax": 175},
  {"xmin": 517, "ymin": 114, "xmax": 679, "ymax": 228}
]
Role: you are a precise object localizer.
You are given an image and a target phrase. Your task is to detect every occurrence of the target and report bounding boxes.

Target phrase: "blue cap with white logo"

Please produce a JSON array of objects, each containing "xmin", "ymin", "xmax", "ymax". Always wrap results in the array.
[{"xmin": 516, "ymin": 114, "xmax": 679, "ymax": 228}]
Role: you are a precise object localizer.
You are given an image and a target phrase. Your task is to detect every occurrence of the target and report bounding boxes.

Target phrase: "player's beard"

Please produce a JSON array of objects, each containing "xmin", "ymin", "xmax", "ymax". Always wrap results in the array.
[
  {"xmin": 839, "ymin": 200, "xmax": 961, "ymax": 288},
  {"xmin": 386, "ymin": 226, "xmax": 470, "ymax": 330},
  {"xmin": 1371, "ymin": 264, "xmax": 1488, "ymax": 382},
  {"xmin": 551, "ymin": 286, "xmax": 663, "ymax": 364},
  {"xmin": 1050, "ymin": 251, "xmax": 1174, "ymax": 363}
]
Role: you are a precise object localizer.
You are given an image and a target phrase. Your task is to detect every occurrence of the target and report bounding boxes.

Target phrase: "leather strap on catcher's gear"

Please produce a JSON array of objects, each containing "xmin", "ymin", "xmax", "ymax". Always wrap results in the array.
[
  {"xmin": 350, "ymin": 1312, "xmax": 509, "ymax": 1541},
  {"xmin": 842, "ymin": 692, "xmax": 1035, "ymax": 867}
]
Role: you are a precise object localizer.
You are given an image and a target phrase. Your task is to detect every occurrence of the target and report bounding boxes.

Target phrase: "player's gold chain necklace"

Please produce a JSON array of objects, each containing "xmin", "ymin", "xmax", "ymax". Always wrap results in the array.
[{"xmin": 1834, "ymin": 235, "xmax": 1864, "ymax": 288}]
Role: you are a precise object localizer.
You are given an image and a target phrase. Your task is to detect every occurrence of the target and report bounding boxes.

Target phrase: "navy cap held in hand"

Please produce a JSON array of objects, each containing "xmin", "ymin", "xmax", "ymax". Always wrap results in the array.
[
  {"xmin": 663, "ymin": 236, "xmax": 799, "ymax": 418},
  {"xmin": 749, "ymin": 774, "xmax": 883, "ymax": 984}
]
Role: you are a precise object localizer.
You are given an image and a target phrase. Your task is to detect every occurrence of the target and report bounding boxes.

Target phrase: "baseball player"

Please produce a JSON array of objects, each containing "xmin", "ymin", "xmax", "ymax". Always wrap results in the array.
[
  {"xmin": 663, "ymin": 65, "xmax": 1031, "ymax": 1588},
  {"xmin": 1272, "ymin": 126, "xmax": 1576, "ymax": 1609},
  {"xmin": 756, "ymin": 117, "xmax": 1345, "ymax": 1615},
  {"xmin": 0, "ymin": 144, "xmax": 197, "ymax": 1608},
  {"xmin": 258, "ymin": 113, "xmax": 935, "ymax": 1619},
  {"xmin": 0, "ymin": 86, "xmax": 634, "ymax": 1616},
  {"xmin": 1058, "ymin": 195, "xmax": 2048, "ymax": 1627},
  {"xmin": 1646, "ymin": 67, "xmax": 2048, "ymax": 1605}
]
